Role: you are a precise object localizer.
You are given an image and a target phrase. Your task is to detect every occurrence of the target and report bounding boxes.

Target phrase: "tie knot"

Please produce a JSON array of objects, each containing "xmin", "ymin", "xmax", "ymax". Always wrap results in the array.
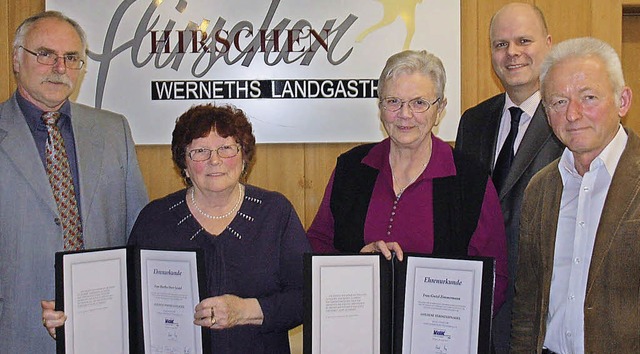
[
  {"xmin": 42, "ymin": 111, "xmax": 61, "ymax": 126},
  {"xmin": 508, "ymin": 106, "xmax": 523, "ymax": 125}
]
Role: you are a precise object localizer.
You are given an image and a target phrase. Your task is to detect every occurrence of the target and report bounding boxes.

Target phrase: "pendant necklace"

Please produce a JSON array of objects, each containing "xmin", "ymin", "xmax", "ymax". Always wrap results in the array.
[{"xmin": 392, "ymin": 163, "xmax": 427, "ymax": 198}]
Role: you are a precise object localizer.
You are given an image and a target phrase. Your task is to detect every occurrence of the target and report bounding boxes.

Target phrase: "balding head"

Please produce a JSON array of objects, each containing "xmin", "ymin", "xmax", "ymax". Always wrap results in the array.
[{"xmin": 490, "ymin": 3, "xmax": 548, "ymax": 41}]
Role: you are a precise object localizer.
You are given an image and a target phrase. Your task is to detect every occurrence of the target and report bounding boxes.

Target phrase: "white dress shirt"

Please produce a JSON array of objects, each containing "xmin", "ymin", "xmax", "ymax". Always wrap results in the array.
[
  {"xmin": 493, "ymin": 91, "xmax": 540, "ymax": 167},
  {"xmin": 543, "ymin": 125, "xmax": 628, "ymax": 353}
]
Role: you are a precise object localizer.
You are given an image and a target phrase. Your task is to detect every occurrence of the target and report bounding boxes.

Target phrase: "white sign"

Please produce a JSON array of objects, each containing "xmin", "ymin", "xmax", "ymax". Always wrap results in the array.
[{"xmin": 47, "ymin": 0, "xmax": 460, "ymax": 144}]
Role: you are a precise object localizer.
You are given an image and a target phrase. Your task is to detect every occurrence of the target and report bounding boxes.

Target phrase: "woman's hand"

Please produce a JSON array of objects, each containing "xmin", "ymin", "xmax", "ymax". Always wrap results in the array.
[
  {"xmin": 41, "ymin": 300, "xmax": 66, "ymax": 339},
  {"xmin": 360, "ymin": 240, "xmax": 404, "ymax": 261},
  {"xmin": 194, "ymin": 294, "xmax": 264, "ymax": 330}
]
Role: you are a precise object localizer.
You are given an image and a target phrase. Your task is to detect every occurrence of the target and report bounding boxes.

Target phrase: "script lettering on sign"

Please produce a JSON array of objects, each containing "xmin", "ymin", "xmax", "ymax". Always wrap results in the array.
[{"xmin": 88, "ymin": 0, "xmax": 356, "ymax": 107}]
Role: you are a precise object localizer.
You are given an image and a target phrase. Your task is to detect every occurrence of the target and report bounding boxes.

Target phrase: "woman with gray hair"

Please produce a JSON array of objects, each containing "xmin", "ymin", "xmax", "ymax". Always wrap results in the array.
[{"xmin": 307, "ymin": 49, "xmax": 508, "ymax": 311}]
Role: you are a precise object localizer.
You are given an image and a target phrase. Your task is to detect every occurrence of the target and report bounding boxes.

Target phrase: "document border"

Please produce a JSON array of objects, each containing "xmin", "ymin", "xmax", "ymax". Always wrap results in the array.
[
  {"xmin": 399, "ymin": 254, "xmax": 494, "ymax": 354},
  {"xmin": 55, "ymin": 246, "xmax": 211, "ymax": 354},
  {"xmin": 303, "ymin": 253, "xmax": 494, "ymax": 354}
]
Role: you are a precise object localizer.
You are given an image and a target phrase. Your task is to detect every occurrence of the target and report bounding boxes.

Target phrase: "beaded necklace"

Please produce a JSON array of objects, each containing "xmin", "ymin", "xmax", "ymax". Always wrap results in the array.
[{"xmin": 190, "ymin": 184, "xmax": 244, "ymax": 219}]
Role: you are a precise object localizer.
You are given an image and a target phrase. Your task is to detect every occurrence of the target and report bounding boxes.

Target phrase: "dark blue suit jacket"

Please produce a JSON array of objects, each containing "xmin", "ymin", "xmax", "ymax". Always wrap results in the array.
[{"xmin": 455, "ymin": 93, "xmax": 563, "ymax": 352}]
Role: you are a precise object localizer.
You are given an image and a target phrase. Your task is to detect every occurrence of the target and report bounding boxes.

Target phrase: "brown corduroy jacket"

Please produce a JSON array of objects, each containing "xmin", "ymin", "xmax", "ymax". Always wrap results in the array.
[{"xmin": 511, "ymin": 127, "xmax": 640, "ymax": 354}]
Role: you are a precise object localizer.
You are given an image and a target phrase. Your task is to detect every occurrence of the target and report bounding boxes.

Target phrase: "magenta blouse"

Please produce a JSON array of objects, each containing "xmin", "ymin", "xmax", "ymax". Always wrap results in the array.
[{"xmin": 306, "ymin": 136, "xmax": 508, "ymax": 312}]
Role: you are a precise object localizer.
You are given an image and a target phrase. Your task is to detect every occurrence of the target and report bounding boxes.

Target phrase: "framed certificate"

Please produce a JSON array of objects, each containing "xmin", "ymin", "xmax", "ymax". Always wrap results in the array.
[
  {"xmin": 54, "ymin": 246, "xmax": 210, "ymax": 354},
  {"xmin": 303, "ymin": 253, "xmax": 494, "ymax": 354}
]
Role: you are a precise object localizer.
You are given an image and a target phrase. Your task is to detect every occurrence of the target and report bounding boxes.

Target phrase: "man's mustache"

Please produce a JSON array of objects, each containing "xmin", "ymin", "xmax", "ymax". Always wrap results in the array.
[{"xmin": 42, "ymin": 74, "xmax": 72, "ymax": 86}]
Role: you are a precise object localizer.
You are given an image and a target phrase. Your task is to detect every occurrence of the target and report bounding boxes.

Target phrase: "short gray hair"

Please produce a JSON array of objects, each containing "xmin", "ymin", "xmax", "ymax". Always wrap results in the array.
[
  {"xmin": 540, "ymin": 37, "xmax": 625, "ymax": 97},
  {"xmin": 13, "ymin": 11, "xmax": 87, "ymax": 54},
  {"xmin": 378, "ymin": 49, "xmax": 446, "ymax": 100}
]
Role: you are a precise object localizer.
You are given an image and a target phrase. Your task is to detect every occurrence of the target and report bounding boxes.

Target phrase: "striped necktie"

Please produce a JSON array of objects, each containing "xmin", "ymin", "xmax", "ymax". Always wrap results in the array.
[{"xmin": 42, "ymin": 111, "xmax": 84, "ymax": 251}]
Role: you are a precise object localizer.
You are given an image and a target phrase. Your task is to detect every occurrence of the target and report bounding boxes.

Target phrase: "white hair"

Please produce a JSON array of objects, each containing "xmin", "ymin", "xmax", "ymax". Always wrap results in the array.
[{"xmin": 540, "ymin": 37, "xmax": 625, "ymax": 97}]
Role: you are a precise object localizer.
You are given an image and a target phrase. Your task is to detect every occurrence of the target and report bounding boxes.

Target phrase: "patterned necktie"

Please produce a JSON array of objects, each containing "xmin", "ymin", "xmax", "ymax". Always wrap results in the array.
[
  {"xmin": 493, "ymin": 106, "xmax": 523, "ymax": 191},
  {"xmin": 42, "ymin": 112, "xmax": 84, "ymax": 251}
]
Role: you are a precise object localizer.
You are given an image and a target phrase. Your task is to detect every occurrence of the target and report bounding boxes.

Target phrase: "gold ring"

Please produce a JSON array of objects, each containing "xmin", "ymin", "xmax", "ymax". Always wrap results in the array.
[
  {"xmin": 42, "ymin": 318, "xmax": 46, "ymax": 327},
  {"xmin": 210, "ymin": 307, "xmax": 216, "ymax": 327}
]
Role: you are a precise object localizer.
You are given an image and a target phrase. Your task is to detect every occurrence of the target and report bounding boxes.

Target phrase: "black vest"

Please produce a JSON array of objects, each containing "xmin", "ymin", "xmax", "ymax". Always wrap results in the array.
[{"xmin": 330, "ymin": 143, "xmax": 488, "ymax": 256}]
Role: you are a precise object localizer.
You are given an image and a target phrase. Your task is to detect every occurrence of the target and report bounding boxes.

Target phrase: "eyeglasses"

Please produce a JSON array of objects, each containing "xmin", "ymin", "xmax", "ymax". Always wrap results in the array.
[
  {"xmin": 380, "ymin": 97, "xmax": 440, "ymax": 113},
  {"xmin": 187, "ymin": 144, "xmax": 241, "ymax": 161},
  {"xmin": 19, "ymin": 46, "xmax": 85, "ymax": 70}
]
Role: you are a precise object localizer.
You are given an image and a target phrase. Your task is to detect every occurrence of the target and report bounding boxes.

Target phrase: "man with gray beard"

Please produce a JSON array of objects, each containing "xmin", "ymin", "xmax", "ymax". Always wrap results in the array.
[{"xmin": 0, "ymin": 11, "xmax": 147, "ymax": 353}]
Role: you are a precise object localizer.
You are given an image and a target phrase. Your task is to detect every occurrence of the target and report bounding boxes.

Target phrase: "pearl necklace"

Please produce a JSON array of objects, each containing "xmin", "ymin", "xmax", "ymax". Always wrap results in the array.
[
  {"xmin": 190, "ymin": 184, "xmax": 244, "ymax": 219},
  {"xmin": 392, "ymin": 163, "xmax": 427, "ymax": 197}
]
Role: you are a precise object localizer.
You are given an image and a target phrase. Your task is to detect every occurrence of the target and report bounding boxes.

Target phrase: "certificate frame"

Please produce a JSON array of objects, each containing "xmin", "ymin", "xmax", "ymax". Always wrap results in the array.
[
  {"xmin": 397, "ymin": 253, "xmax": 494, "ymax": 354},
  {"xmin": 303, "ymin": 253, "xmax": 494, "ymax": 354},
  {"xmin": 55, "ymin": 246, "xmax": 210, "ymax": 354}
]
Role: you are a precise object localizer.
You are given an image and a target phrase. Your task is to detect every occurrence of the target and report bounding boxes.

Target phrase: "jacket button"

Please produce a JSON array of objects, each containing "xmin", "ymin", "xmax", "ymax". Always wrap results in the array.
[{"xmin": 54, "ymin": 217, "xmax": 61, "ymax": 226}]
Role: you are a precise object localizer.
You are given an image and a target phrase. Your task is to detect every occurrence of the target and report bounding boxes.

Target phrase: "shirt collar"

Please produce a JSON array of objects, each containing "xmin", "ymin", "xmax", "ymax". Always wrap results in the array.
[
  {"xmin": 504, "ymin": 91, "xmax": 541, "ymax": 121},
  {"xmin": 362, "ymin": 136, "xmax": 456, "ymax": 179},
  {"xmin": 559, "ymin": 124, "xmax": 627, "ymax": 183},
  {"xmin": 16, "ymin": 91, "xmax": 72, "ymax": 132}
]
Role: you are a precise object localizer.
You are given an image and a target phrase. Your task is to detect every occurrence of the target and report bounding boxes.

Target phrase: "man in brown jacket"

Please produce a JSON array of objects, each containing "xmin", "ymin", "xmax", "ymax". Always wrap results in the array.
[{"xmin": 511, "ymin": 37, "xmax": 640, "ymax": 353}]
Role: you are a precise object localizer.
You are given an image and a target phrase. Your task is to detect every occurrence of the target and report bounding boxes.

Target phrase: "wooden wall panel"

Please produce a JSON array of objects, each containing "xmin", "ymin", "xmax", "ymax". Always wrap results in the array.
[
  {"xmin": 0, "ymin": 1, "xmax": 10, "ymax": 99},
  {"xmin": 460, "ymin": 0, "xmax": 479, "ymax": 110},
  {"xmin": 592, "ymin": 0, "xmax": 622, "ymax": 50},
  {"xmin": 622, "ymin": 13, "xmax": 640, "ymax": 132},
  {"xmin": 135, "ymin": 145, "xmax": 184, "ymax": 199},
  {"xmin": 245, "ymin": 144, "xmax": 306, "ymax": 221},
  {"xmin": 537, "ymin": 0, "xmax": 591, "ymax": 44},
  {"xmin": 3, "ymin": 0, "xmax": 43, "ymax": 99},
  {"xmin": 471, "ymin": 0, "xmax": 512, "ymax": 105},
  {"xmin": 303, "ymin": 143, "xmax": 359, "ymax": 226}
]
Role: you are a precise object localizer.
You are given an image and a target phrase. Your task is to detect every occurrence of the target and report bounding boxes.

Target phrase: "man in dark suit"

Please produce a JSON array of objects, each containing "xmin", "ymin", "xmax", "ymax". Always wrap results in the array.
[
  {"xmin": 0, "ymin": 11, "xmax": 148, "ymax": 353},
  {"xmin": 512, "ymin": 36, "xmax": 640, "ymax": 354},
  {"xmin": 454, "ymin": 3, "xmax": 563, "ymax": 353}
]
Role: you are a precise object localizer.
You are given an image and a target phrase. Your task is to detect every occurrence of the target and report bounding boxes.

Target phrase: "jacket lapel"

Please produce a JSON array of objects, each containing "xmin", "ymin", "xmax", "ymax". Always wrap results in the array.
[
  {"xmin": 500, "ymin": 103, "xmax": 553, "ymax": 198},
  {"xmin": 70, "ymin": 104, "xmax": 105, "ymax": 222},
  {"xmin": 0, "ymin": 95, "xmax": 58, "ymax": 214},
  {"xmin": 541, "ymin": 168, "xmax": 563, "ymax": 278},
  {"xmin": 586, "ymin": 128, "xmax": 640, "ymax": 296},
  {"xmin": 482, "ymin": 95, "xmax": 505, "ymax": 173}
]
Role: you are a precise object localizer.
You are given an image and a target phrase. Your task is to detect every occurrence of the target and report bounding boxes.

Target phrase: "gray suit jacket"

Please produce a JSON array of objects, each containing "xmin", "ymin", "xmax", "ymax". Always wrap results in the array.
[
  {"xmin": 455, "ymin": 93, "xmax": 563, "ymax": 351},
  {"xmin": 511, "ymin": 128, "xmax": 640, "ymax": 353},
  {"xmin": 0, "ymin": 92, "xmax": 148, "ymax": 353}
]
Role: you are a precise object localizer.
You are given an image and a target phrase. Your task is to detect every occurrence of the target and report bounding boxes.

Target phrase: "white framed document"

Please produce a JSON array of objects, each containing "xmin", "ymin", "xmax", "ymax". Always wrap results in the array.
[
  {"xmin": 306, "ymin": 254, "xmax": 383, "ymax": 354},
  {"xmin": 139, "ymin": 249, "xmax": 204, "ymax": 353},
  {"xmin": 303, "ymin": 253, "xmax": 494, "ymax": 354},
  {"xmin": 57, "ymin": 248, "xmax": 130, "ymax": 353},
  {"xmin": 400, "ymin": 256, "xmax": 491, "ymax": 354},
  {"xmin": 55, "ymin": 246, "xmax": 210, "ymax": 354}
]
